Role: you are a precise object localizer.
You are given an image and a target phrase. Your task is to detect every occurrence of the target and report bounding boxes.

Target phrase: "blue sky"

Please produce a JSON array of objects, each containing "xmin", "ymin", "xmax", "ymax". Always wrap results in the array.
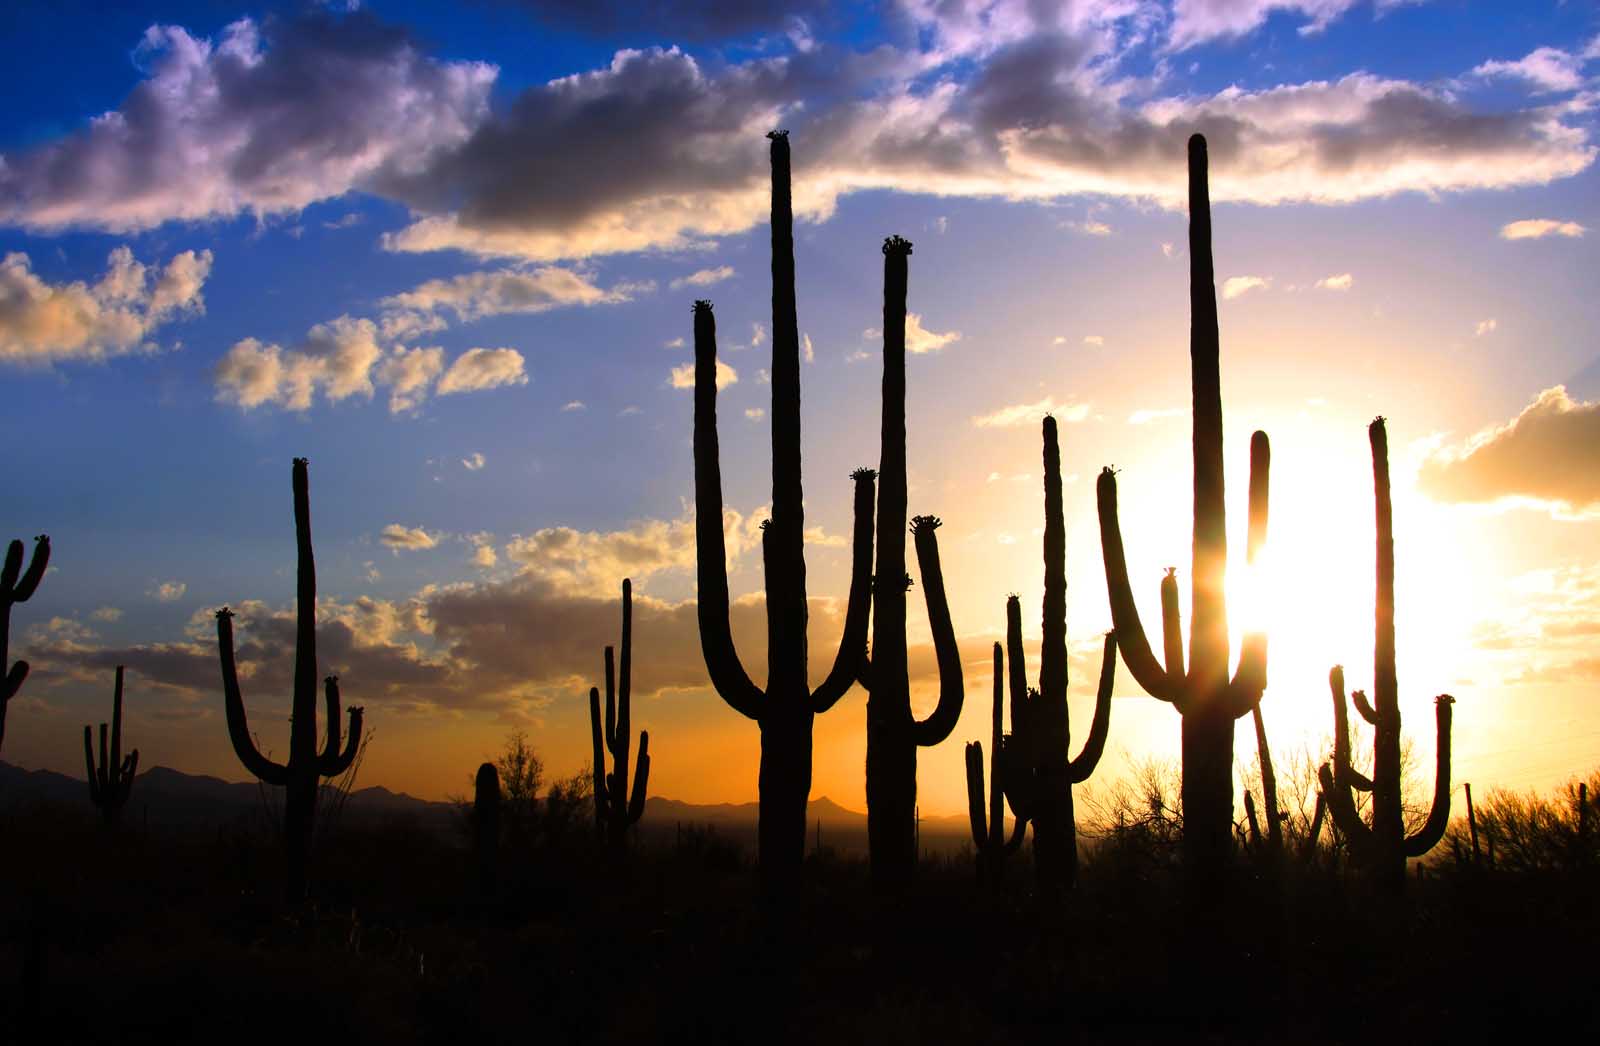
[{"xmin": 3, "ymin": 0, "xmax": 1598, "ymax": 810}]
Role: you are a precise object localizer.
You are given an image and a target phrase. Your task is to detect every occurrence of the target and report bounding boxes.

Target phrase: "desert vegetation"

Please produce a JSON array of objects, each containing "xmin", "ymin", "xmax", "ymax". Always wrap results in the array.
[{"xmin": 0, "ymin": 129, "xmax": 1594, "ymax": 1042}]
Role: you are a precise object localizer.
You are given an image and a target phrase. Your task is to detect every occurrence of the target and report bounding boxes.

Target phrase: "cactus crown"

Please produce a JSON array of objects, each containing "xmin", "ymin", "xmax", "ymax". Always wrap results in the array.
[
  {"xmin": 767, "ymin": 129, "xmax": 788, "ymax": 141},
  {"xmin": 882, "ymin": 235, "xmax": 914, "ymax": 257},
  {"xmin": 216, "ymin": 606, "xmax": 233, "ymax": 620},
  {"xmin": 693, "ymin": 299, "xmax": 713, "ymax": 314},
  {"xmin": 910, "ymin": 514, "xmax": 942, "ymax": 533},
  {"xmin": 851, "ymin": 467, "xmax": 877, "ymax": 481},
  {"xmin": 325, "ymin": 675, "xmax": 338, "ymax": 685},
  {"xmin": 293, "ymin": 457, "xmax": 308, "ymax": 466},
  {"xmin": 759, "ymin": 518, "xmax": 772, "ymax": 530}
]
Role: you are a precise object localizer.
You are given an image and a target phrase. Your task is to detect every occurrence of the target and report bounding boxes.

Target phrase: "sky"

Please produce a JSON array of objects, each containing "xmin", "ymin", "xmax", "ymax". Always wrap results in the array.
[{"xmin": 2, "ymin": 0, "xmax": 1598, "ymax": 815}]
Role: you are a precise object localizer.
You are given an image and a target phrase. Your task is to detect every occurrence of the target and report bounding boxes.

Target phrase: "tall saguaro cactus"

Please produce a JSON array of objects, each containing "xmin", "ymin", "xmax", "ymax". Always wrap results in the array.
[
  {"xmin": 966, "ymin": 641, "xmax": 1028, "ymax": 885},
  {"xmin": 1097, "ymin": 134, "xmax": 1272, "ymax": 883},
  {"xmin": 590, "ymin": 577, "xmax": 651, "ymax": 849},
  {"xmin": 693, "ymin": 131, "xmax": 876, "ymax": 892},
  {"xmin": 84, "ymin": 665, "xmax": 139, "ymax": 826},
  {"xmin": 1318, "ymin": 418, "xmax": 1454, "ymax": 892},
  {"xmin": 218, "ymin": 458, "xmax": 364, "ymax": 900},
  {"xmin": 860, "ymin": 235, "xmax": 964, "ymax": 891},
  {"xmin": 1, "ymin": 534, "xmax": 50, "ymax": 755}
]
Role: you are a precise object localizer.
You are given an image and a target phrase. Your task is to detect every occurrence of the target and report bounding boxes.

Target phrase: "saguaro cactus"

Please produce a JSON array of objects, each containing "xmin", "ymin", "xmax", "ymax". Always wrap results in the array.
[
  {"xmin": 693, "ymin": 131, "xmax": 876, "ymax": 892},
  {"xmin": 966, "ymin": 641, "xmax": 1028, "ymax": 886},
  {"xmin": 217, "ymin": 458, "xmax": 364, "ymax": 900},
  {"xmin": 1003, "ymin": 416, "xmax": 1118, "ymax": 890},
  {"xmin": 474, "ymin": 762, "xmax": 500, "ymax": 893},
  {"xmin": 84, "ymin": 665, "xmax": 139, "ymax": 826},
  {"xmin": 860, "ymin": 235, "xmax": 963, "ymax": 892},
  {"xmin": 1, "ymin": 534, "xmax": 50, "ymax": 755},
  {"xmin": 1097, "ymin": 134, "xmax": 1271, "ymax": 883},
  {"xmin": 1318, "ymin": 418, "xmax": 1454, "ymax": 892},
  {"xmin": 1242, "ymin": 702, "xmax": 1283, "ymax": 857},
  {"xmin": 590, "ymin": 577, "xmax": 651, "ymax": 850}
]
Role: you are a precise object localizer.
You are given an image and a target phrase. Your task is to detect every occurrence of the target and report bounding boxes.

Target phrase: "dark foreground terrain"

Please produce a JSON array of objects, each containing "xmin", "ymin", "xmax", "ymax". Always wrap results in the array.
[{"xmin": 1, "ymin": 778, "xmax": 1595, "ymax": 1046}]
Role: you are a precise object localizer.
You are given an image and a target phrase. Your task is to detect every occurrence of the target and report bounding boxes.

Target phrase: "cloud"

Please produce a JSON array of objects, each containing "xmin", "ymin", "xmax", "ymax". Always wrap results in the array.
[
  {"xmin": 669, "ymin": 265, "xmax": 735, "ymax": 289},
  {"xmin": 972, "ymin": 396, "xmax": 1091, "ymax": 428},
  {"xmin": 670, "ymin": 359, "xmax": 737, "ymax": 390},
  {"xmin": 0, "ymin": 13, "xmax": 494, "ymax": 232},
  {"xmin": 751, "ymin": 322, "xmax": 767, "ymax": 348},
  {"xmin": 862, "ymin": 313, "xmax": 962, "ymax": 354},
  {"xmin": 215, "ymin": 315, "xmax": 386, "ymax": 411},
  {"xmin": 436, "ymin": 347, "xmax": 528, "ymax": 394},
  {"xmin": 462, "ymin": 452, "xmax": 486, "ymax": 470},
  {"xmin": 1418, "ymin": 386, "xmax": 1600, "ymax": 513},
  {"xmin": 375, "ymin": 345, "xmax": 445, "ymax": 413},
  {"xmin": 380, "ymin": 524, "xmax": 439, "ymax": 550},
  {"xmin": 493, "ymin": 0, "xmax": 833, "ymax": 43},
  {"xmin": 0, "ymin": 247, "xmax": 212, "ymax": 365},
  {"xmin": 561, "ymin": 400, "xmax": 586, "ymax": 412},
  {"xmin": 1166, "ymin": 0, "xmax": 1396, "ymax": 51},
  {"xmin": 1083, "ymin": 334, "xmax": 1105, "ymax": 346},
  {"xmin": 90, "ymin": 607, "xmax": 123, "ymax": 622},
  {"xmin": 1473, "ymin": 45, "xmax": 1588, "ymax": 94},
  {"xmin": 380, "ymin": 265, "xmax": 633, "ymax": 325},
  {"xmin": 802, "ymin": 332, "xmax": 814, "ymax": 363},
  {"xmin": 1221, "ymin": 275, "xmax": 1270, "ymax": 300},
  {"xmin": 148, "ymin": 581, "xmax": 187, "ymax": 602},
  {"xmin": 1500, "ymin": 219, "xmax": 1586, "ymax": 240},
  {"xmin": 745, "ymin": 407, "xmax": 765, "ymax": 420},
  {"xmin": 1315, "ymin": 273, "xmax": 1354, "ymax": 291},
  {"xmin": 663, "ymin": 336, "xmax": 685, "ymax": 349},
  {"xmin": 1475, "ymin": 318, "xmax": 1497, "ymax": 336},
  {"xmin": 1066, "ymin": 218, "xmax": 1112, "ymax": 235}
]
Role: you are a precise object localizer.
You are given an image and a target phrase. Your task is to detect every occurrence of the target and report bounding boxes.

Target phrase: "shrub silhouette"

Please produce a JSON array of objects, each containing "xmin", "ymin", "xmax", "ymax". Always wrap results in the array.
[
  {"xmin": 589, "ymin": 578, "xmax": 650, "ymax": 852},
  {"xmin": 1318, "ymin": 418, "xmax": 1454, "ymax": 892},
  {"xmin": 691, "ymin": 130, "xmax": 876, "ymax": 895},
  {"xmin": 217, "ymin": 458, "xmax": 364, "ymax": 900},
  {"xmin": 83, "ymin": 665, "xmax": 139, "ymax": 827},
  {"xmin": 1095, "ymin": 134, "xmax": 1272, "ymax": 888},
  {"xmin": 1, "ymin": 533, "xmax": 49, "ymax": 755},
  {"xmin": 860, "ymin": 234, "xmax": 963, "ymax": 892},
  {"xmin": 1445, "ymin": 771, "xmax": 1598, "ymax": 874}
]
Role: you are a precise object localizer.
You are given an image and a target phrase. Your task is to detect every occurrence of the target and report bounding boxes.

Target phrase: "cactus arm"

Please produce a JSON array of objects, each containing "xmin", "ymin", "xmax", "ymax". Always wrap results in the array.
[
  {"xmin": 627, "ymin": 731, "xmax": 650, "ymax": 825},
  {"xmin": 1160, "ymin": 569, "xmax": 1185, "ymax": 691},
  {"xmin": 812, "ymin": 469, "xmax": 877, "ymax": 713},
  {"xmin": 589, "ymin": 685, "xmax": 609, "ymax": 815},
  {"xmin": 1251, "ymin": 701, "xmax": 1283, "ymax": 848},
  {"xmin": 1067, "ymin": 632, "xmax": 1117, "ymax": 784},
  {"xmin": 83, "ymin": 725, "xmax": 101, "ymax": 805},
  {"xmin": 320, "ymin": 705, "xmax": 363, "ymax": 777},
  {"xmin": 691, "ymin": 300, "xmax": 765, "ymax": 721},
  {"xmin": 604, "ymin": 645, "xmax": 619, "ymax": 756},
  {"xmin": 2, "ymin": 660, "xmax": 26, "ymax": 702},
  {"xmin": 0, "ymin": 540, "xmax": 18, "ymax": 591},
  {"xmin": 1328, "ymin": 665, "xmax": 1373, "ymax": 792},
  {"xmin": 1350, "ymin": 689, "xmax": 1379, "ymax": 726},
  {"xmin": 1246, "ymin": 432, "xmax": 1270, "ymax": 563},
  {"xmin": 988, "ymin": 641, "xmax": 1004, "ymax": 848},
  {"xmin": 109, "ymin": 666, "xmax": 123, "ymax": 786},
  {"xmin": 1003, "ymin": 813, "xmax": 1028, "ymax": 853},
  {"xmin": 1305, "ymin": 792, "xmax": 1326, "ymax": 857},
  {"xmin": 908, "ymin": 516, "xmax": 963, "ymax": 746},
  {"xmin": 1243, "ymin": 791, "xmax": 1261, "ymax": 848},
  {"xmin": 965, "ymin": 741, "xmax": 988, "ymax": 847},
  {"xmin": 216, "ymin": 609, "xmax": 289, "ymax": 787},
  {"xmin": 320, "ymin": 676, "xmax": 342, "ymax": 763},
  {"xmin": 8, "ymin": 535, "xmax": 50, "ymax": 603},
  {"xmin": 121, "ymin": 750, "xmax": 139, "ymax": 797},
  {"xmin": 1227, "ymin": 430, "xmax": 1271, "ymax": 717},
  {"xmin": 1096, "ymin": 468, "xmax": 1178, "ymax": 703},
  {"xmin": 1227, "ymin": 632, "xmax": 1268, "ymax": 719},
  {"xmin": 1318, "ymin": 761, "xmax": 1372, "ymax": 849},
  {"xmin": 1403, "ymin": 695, "xmax": 1455, "ymax": 857},
  {"xmin": 1005, "ymin": 596, "xmax": 1027, "ymax": 728}
]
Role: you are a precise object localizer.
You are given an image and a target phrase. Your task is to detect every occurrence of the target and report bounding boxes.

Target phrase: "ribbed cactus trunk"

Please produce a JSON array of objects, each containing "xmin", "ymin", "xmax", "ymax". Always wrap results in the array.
[
  {"xmin": 219, "ymin": 459, "xmax": 364, "ymax": 901},
  {"xmin": 1, "ymin": 534, "xmax": 50, "ymax": 756},
  {"xmin": 1319, "ymin": 418, "xmax": 1454, "ymax": 893},
  {"xmin": 1096, "ymin": 134, "xmax": 1271, "ymax": 892},
  {"xmin": 692, "ymin": 131, "xmax": 876, "ymax": 898},
  {"xmin": 863, "ymin": 236, "xmax": 964, "ymax": 893}
]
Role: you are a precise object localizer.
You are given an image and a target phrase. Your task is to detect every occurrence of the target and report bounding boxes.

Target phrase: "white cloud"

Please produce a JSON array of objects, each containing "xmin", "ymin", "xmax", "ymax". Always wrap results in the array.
[
  {"xmin": 670, "ymin": 359, "xmax": 736, "ymax": 390},
  {"xmin": 561, "ymin": 400, "xmax": 586, "ymax": 412},
  {"xmin": 1473, "ymin": 46, "xmax": 1588, "ymax": 93},
  {"xmin": 1476, "ymin": 318, "xmax": 1498, "ymax": 336},
  {"xmin": 863, "ymin": 313, "xmax": 962, "ymax": 354},
  {"xmin": 1500, "ymin": 219, "xmax": 1586, "ymax": 240},
  {"xmin": 1222, "ymin": 275, "xmax": 1270, "ymax": 300},
  {"xmin": 375, "ymin": 345, "xmax": 445, "ymax": 413},
  {"xmin": 148, "ymin": 581, "xmax": 187, "ymax": 602},
  {"xmin": 462, "ymin": 452, "xmax": 486, "ymax": 470},
  {"xmin": 472, "ymin": 543, "xmax": 498, "ymax": 568},
  {"xmin": 669, "ymin": 265, "xmax": 734, "ymax": 289},
  {"xmin": 380, "ymin": 524, "xmax": 439, "ymax": 550},
  {"xmin": 972, "ymin": 396, "xmax": 1091, "ymax": 428},
  {"xmin": 663, "ymin": 336, "xmax": 685, "ymax": 349},
  {"xmin": 745, "ymin": 407, "xmax": 765, "ymax": 420},
  {"xmin": 751, "ymin": 322, "xmax": 767, "ymax": 348},
  {"xmin": 437, "ymin": 347, "xmax": 528, "ymax": 395},
  {"xmin": 802, "ymin": 332, "xmax": 814, "ymax": 363},
  {"xmin": 380, "ymin": 265, "xmax": 633, "ymax": 326},
  {"xmin": 1083, "ymin": 334, "xmax": 1105, "ymax": 346},
  {"xmin": 1066, "ymin": 218, "xmax": 1112, "ymax": 236},
  {"xmin": 215, "ymin": 315, "xmax": 385, "ymax": 411},
  {"xmin": 0, "ymin": 16, "xmax": 494, "ymax": 233},
  {"xmin": 1419, "ymin": 386, "xmax": 1600, "ymax": 512},
  {"xmin": 0, "ymin": 247, "xmax": 212, "ymax": 365},
  {"xmin": 1315, "ymin": 272, "xmax": 1354, "ymax": 291},
  {"xmin": 90, "ymin": 607, "xmax": 123, "ymax": 622},
  {"xmin": 1161, "ymin": 242, "xmax": 1176, "ymax": 258}
]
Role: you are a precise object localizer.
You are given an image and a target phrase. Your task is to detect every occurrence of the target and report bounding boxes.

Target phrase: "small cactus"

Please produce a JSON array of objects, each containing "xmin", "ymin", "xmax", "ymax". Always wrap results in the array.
[
  {"xmin": 965, "ymin": 641, "xmax": 1027, "ymax": 886},
  {"xmin": 590, "ymin": 578, "xmax": 650, "ymax": 850},
  {"xmin": 84, "ymin": 665, "xmax": 139, "ymax": 826},
  {"xmin": 218, "ymin": 459, "xmax": 364, "ymax": 900},
  {"xmin": 1318, "ymin": 419, "xmax": 1454, "ymax": 891},
  {"xmin": 1, "ymin": 534, "xmax": 50, "ymax": 755}
]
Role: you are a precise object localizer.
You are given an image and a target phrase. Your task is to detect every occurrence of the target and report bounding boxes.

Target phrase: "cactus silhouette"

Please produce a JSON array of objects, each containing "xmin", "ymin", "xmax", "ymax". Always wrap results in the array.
[
  {"xmin": 692, "ymin": 131, "xmax": 876, "ymax": 893},
  {"xmin": 1242, "ymin": 702, "xmax": 1283, "ymax": 857},
  {"xmin": 589, "ymin": 577, "xmax": 650, "ymax": 850},
  {"xmin": 1002, "ymin": 417, "xmax": 1117, "ymax": 891},
  {"xmin": 860, "ymin": 234, "xmax": 963, "ymax": 892},
  {"xmin": 474, "ymin": 762, "xmax": 500, "ymax": 894},
  {"xmin": 1, "ymin": 533, "xmax": 50, "ymax": 755},
  {"xmin": 965, "ymin": 640, "xmax": 1028, "ymax": 886},
  {"xmin": 1318, "ymin": 418, "xmax": 1454, "ymax": 891},
  {"xmin": 217, "ymin": 458, "xmax": 364, "ymax": 900},
  {"xmin": 84, "ymin": 665, "xmax": 139, "ymax": 826},
  {"xmin": 1096, "ymin": 134, "xmax": 1271, "ymax": 884}
]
